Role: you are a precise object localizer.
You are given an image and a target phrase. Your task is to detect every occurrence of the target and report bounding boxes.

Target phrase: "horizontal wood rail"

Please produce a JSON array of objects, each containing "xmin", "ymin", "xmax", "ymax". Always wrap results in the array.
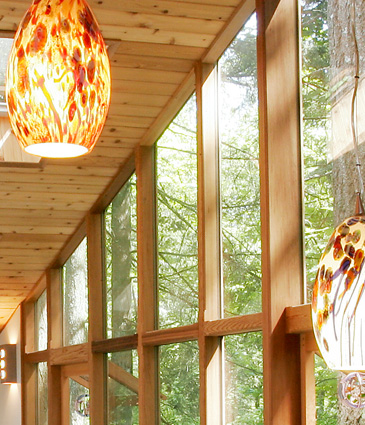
[
  {"xmin": 205, "ymin": 312, "xmax": 263, "ymax": 336},
  {"xmin": 285, "ymin": 303, "xmax": 312, "ymax": 334},
  {"xmin": 285, "ymin": 304, "xmax": 319, "ymax": 353},
  {"xmin": 143, "ymin": 323, "xmax": 199, "ymax": 346},
  {"xmin": 92, "ymin": 334, "xmax": 138, "ymax": 353},
  {"xmin": 24, "ymin": 350, "xmax": 48, "ymax": 364},
  {"xmin": 49, "ymin": 343, "xmax": 89, "ymax": 366}
]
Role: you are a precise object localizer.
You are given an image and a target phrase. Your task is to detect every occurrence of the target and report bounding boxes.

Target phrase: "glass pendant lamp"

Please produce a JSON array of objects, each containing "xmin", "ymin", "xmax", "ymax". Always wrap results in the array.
[
  {"xmin": 311, "ymin": 0, "xmax": 365, "ymax": 408},
  {"xmin": 6, "ymin": 0, "xmax": 111, "ymax": 158},
  {"xmin": 312, "ymin": 196, "xmax": 365, "ymax": 408}
]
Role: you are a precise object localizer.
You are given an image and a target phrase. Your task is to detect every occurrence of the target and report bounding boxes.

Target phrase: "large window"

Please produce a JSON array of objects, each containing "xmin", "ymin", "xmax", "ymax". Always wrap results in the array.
[
  {"xmin": 219, "ymin": 13, "xmax": 261, "ymax": 317},
  {"xmin": 104, "ymin": 175, "xmax": 137, "ymax": 338},
  {"xmin": 157, "ymin": 95, "xmax": 198, "ymax": 329},
  {"xmin": 63, "ymin": 237, "xmax": 88, "ymax": 346},
  {"xmin": 20, "ymin": 2, "xmax": 324, "ymax": 424}
]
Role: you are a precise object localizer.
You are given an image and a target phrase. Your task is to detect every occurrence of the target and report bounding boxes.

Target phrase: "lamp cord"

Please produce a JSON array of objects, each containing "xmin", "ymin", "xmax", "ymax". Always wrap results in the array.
[{"xmin": 351, "ymin": 0, "xmax": 364, "ymax": 197}]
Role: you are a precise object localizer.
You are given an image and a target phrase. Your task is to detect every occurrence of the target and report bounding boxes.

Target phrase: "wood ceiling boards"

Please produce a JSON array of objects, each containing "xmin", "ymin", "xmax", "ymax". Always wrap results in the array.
[{"xmin": 0, "ymin": 0, "xmax": 251, "ymax": 330}]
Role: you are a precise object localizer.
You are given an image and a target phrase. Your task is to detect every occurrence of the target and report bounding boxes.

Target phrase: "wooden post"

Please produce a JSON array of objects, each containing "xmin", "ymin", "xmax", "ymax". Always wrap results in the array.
[
  {"xmin": 196, "ymin": 61, "xmax": 223, "ymax": 425},
  {"xmin": 87, "ymin": 212, "xmax": 106, "ymax": 424},
  {"xmin": 21, "ymin": 302, "xmax": 36, "ymax": 425},
  {"xmin": 257, "ymin": 0, "xmax": 304, "ymax": 423},
  {"xmin": 47, "ymin": 268, "xmax": 62, "ymax": 425},
  {"xmin": 136, "ymin": 145, "xmax": 159, "ymax": 425},
  {"xmin": 300, "ymin": 334, "xmax": 316, "ymax": 425}
]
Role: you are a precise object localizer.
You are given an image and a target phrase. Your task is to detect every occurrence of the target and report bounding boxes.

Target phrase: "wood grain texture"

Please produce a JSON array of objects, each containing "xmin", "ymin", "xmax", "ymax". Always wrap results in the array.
[
  {"xmin": 286, "ymin": 304, "xmax": 312, "ymax": 334},
  {"xmin": 92, "ymin": 334, "xmax": 138, "ymax": 353},
  {"xmin": 204, "ymin": 313, "xmax": 263, "ymax": 336},
  {"xmin": 258, "ymin": 0, "xmax": 304, "ymax": 423},
  {"xmin": 136, "ymin": 145, "xmax": 159, "ymax": 425},
  {"xmin": 143, "ymin": 324, "xmax": 199, "ymax": 346},
  {"xmin": 50, "ymin": 344, "xmax": 89, "ymax": 366}
]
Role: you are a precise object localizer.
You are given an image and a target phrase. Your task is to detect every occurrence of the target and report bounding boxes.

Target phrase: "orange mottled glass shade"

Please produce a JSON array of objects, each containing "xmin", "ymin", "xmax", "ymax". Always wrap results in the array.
[{"xmin": 6, "ymin": 0, "xmax": 111, "ymax": 158}]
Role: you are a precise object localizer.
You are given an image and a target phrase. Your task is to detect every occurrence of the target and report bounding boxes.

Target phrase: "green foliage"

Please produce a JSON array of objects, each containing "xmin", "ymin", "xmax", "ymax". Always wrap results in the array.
[
  {"xmin": 301, "ymin": 0, "xmax": 334, "ymax": 295},
  {"xmin": 315, "ymin": 356, "xmax": 339, "ymax": 424},
  {"xmin": 218, "ymin": 13, "xmax": 262, "ymax": 317},
  {"xmin": 157, "ymin": 96, "xmax": 199, "ymax": 329},
  {"xmin": 225, "ymin": 333, "xmax": 263, "ymax": 424},
  {"xmin": 160, "ymin": 341, "xmax": 200, "ymax": 425}
]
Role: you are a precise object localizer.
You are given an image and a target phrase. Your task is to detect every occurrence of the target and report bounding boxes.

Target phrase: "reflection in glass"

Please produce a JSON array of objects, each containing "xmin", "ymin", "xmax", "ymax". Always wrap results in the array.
[
  {"xmin": 219, "ymin": 14, "xmax": 261, "ymax": 317},
  {"xmin": 225, "ymin": 332, "xmax": 263, "ymax": 424},
  {"xmin": 107, "ymin": 350, "xmax": 139, "ymax": 424},
  {"xmin": 63, "ymin": 238, "xmax": 88, "ymax": 346},
  {"xmin": 157, "ymin": 95, "xmax": 198, "ymax": 328},
  {"xmin": 104, "ymin": 175, "xmax": 137, "ymax": 338},
  {"xmin": 160, "ymin": 341, "xmax": 199, "ymax": 424},
  {"xmin": 37, "ymin": 362, "xmax": 48, "ymax": 425},
  {"xmin": 0, "ymin": 38, "xmax": 12, "ymax": 103},
  {"xmin": 301, "ymin": 0, "xmax": 333, "ymax": 301},
  {"xmin": 69, "ymin": 378, "xmax": 90, "ymax": 425},
  {"xmin": 35, "ymin": 290, "xmax": 47, "ymax": 351}
]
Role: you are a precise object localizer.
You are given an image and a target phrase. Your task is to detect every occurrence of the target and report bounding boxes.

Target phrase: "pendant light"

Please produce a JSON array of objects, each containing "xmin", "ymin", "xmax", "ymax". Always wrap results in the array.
[
  {"xmin": 6, "ymin": 0, "xmax": 111, "ymax": 158},
  {"xmin": 311, "ymin": 0, "xmax": 365, "ymax": 408}
]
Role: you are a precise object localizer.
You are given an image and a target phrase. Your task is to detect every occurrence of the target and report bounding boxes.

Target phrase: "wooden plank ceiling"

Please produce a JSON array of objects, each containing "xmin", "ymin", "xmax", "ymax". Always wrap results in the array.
[{"xmin": 0, "ymin": 0, "xmax": 248, "ymax": 330}]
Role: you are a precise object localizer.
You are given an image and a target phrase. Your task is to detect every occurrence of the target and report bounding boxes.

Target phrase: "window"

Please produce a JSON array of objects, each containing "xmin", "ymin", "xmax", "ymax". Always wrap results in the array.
[
  {"xmin": 219, "ymin": 13, "xmax": 261, "ymax": 317},
  {"xmin": 107, "ymin": 350, "xmax": 139, "ymax": 424},
  {"xmin": 104, "ymin": 175, "xmax": 137, "ymax": 338},
  {"xmin": 62, "ymin": 237, "xmax": 88, "ymax": 346},
  {"xmin": 35, "ymin": 290, "xmax": 47, "ymax": 351},
  {"xmin": 157, "ymin": 95, "xmax": 198, "ymax": 329}
]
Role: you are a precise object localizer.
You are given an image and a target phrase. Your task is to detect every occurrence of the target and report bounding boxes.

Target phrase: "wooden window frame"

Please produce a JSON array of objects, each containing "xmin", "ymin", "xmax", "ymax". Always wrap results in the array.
[{"xmin": 19, "ymin": 0, "xmax": 320, "ymax": 424}]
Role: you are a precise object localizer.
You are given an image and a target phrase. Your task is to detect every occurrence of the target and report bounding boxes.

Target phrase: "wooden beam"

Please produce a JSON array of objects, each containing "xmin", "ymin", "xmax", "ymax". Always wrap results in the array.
[
  {"xmin": 49, "ymin": 344, "xmax": 89, "ymax": 366},
  {"xmin": 203, "ymin": 0, "xmax": 255, "ymax": 63},
  {"xmin": 136, "ymin": 145, "xmax": 159, "ymax": 425},
  {"xmin": 286, "ymin": 304, "xmax": 312, "ymax": 334},
  {"xmin": 257, "ymin": 0, "xmax": 304, "ymax": 423},
  {"xmin": 140, "ymin": 69, "xmax": 195, "ymax": 147},
  {"xmin": 87, "ymin": 213, "xmax": 106, "ymax": 425},
  {"xmin": 300, "ymin": 334, "xmax": 316, "ymax": 425},
  {"xmin": 21, "ymin": 303, "xmax": 36, "ymax": 425},
  {"xmin": 47, "ymin": 269, "xmax": 62, "ymax": 350},
  {"xmin": 205, "ymin": 313, "xmax": 263, "ymax": 336},
  {"xmin": 51, "ymin": 222, "xmax": 86, "ymax": 269},
  {"xmin": 143, "ymin": 324, "xmax": 199, "ymax": 346},
  {"xmin": 24, "ymin": 350, "xmax": 48, "ymax": 364},
  {"xmin": 90, "ymin": 155, "xmax": 135, "ymax": 214},
  {"xmin": 196, "ymin": 61, "xmax": 223, "ymax": 425},
  {"xmin": 92, "ymin": 334, "xmax": 138, "ymax": 353}
]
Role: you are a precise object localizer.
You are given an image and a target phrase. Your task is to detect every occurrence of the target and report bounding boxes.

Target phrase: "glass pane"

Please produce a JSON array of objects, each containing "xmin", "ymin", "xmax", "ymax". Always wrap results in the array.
[
  {"xmin": 35, "ymin": 290, "xmax": 47, "ymax": 351},
  {"xmin": 69, "ymin": 378, "xmax": 90, "ymax": 425},
  {"xmin": 225, "ymin": 332, "xmax": 263, "ymax": 424},
  {"xmin": 0, "ymin": 38, "xmax": 12, "ymax": 103},
  {"xmin": 63, "ymin": 238, "xmax": 88, "ymax": 346},
  {"xmin": 157, "ymin": 95, "xmax": 198, "ymax": 328},
  {"xmin": 315, "ymin": 355, "xmax": 339, "ymax": 423},
  {"xmin": 37, "ymin": 362, "xmax": 48, "ymax": 425},
  {"xmin": 160, "ymin": 340, "xmax": 199, "ymax": 424},
  {"xmin": 302, "ymin": 0, "xmax": 333, "ymax": 300},
  {"xmin": 219, "ymin": 14, "xmax": 262, "ymax": 317},
  {"xmin": 107, "ymin": 350, "xmax": 138, "ymax": 424},
  {"xmin": 104, "ymin": 175, "xmax": 137, "ymax": 339}
]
